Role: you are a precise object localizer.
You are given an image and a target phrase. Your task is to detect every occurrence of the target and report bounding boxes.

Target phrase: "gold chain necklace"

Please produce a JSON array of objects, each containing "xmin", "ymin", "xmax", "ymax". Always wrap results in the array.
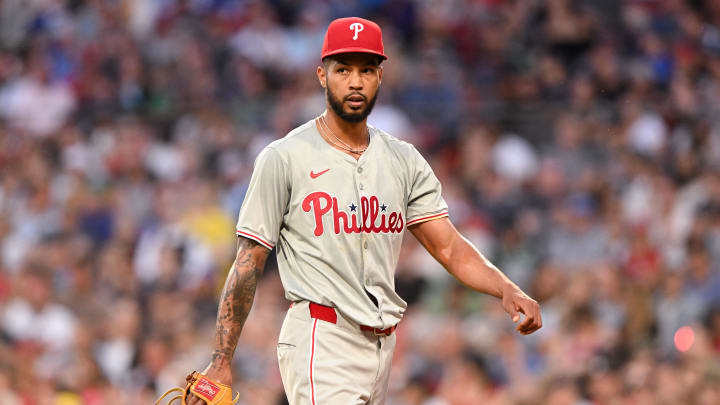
[{"xmin": 317, "ymin": 114, "xmax": 369, "ymax": 155}]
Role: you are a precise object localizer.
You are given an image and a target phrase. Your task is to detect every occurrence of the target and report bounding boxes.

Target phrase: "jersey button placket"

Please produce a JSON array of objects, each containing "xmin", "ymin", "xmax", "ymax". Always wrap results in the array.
[
  {"xmin": 357, "ymin": 162, "xmax": 382, "ymax": 321},
  {"xmin": 357, "ymin": 165, "xmax": 370, "ymax": 290}
]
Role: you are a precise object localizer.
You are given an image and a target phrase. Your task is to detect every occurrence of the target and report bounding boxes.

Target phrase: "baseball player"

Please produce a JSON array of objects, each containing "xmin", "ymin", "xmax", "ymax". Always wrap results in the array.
[{"xmin": 158, "ymin": 16, "xmax": 541, "ymax": 405}]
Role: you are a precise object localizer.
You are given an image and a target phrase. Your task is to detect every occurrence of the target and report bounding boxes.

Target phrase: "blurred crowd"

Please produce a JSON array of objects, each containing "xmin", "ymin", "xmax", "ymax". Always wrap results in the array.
[{"xmin": 1, "ymin": 0, "xmax": 720, "ymax": 404}]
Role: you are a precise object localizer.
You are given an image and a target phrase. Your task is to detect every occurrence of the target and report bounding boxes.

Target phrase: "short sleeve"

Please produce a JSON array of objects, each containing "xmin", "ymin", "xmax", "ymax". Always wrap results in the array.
[
  {"xmin": 236, "ymin": 147, "xmax": 289, "ymax": 249},
  {"xmin": 406, "ymin": 147, "xmax": 449, "ymax": 227}
]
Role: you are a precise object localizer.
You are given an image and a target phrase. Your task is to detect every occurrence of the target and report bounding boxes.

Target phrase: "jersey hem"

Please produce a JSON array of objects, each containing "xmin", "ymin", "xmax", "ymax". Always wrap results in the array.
[
  {"xmin": 406, "ymin": 211, "xmax": 449, "ymax": 227},
  {"xmin": 236, "ymin": 230, "xmax": 274, "ymax": 250}
]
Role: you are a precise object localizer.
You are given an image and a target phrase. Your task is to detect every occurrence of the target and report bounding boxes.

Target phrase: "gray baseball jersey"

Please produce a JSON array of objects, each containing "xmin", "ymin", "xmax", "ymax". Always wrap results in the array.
[{"xmin": 235, "ymin": 119, "xmax": 448, "ymax": 329}]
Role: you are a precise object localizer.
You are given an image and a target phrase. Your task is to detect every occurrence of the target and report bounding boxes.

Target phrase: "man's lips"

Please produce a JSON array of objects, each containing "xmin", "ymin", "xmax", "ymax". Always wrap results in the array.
[{"xmin": 345, "ymin": 94, "xmax": 366, "ymax": 108}]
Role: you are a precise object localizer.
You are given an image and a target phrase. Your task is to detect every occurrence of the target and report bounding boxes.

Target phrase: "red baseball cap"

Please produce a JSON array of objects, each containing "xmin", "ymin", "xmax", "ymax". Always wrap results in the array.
[{"xmin": 321, "ymin": 17, "xmax": 387, "ymax": 61}]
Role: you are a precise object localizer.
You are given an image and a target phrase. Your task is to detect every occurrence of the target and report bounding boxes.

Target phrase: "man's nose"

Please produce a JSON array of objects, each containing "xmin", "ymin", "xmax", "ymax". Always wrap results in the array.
[{"xmin": 349, "ymin": 70, "xmax": 363, "ymax": 90}]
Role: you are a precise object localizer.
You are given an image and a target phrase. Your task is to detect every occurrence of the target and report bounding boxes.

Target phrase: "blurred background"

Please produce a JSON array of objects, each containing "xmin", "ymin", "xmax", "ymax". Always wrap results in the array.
[{"xmin": 1, "ymin": 0, "xmax": 720, "ymax": 404}]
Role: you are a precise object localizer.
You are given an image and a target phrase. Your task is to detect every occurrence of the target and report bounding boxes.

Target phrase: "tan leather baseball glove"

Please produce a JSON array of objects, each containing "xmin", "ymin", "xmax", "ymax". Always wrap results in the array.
[{"xmin": 155, "ymin": 371, "xmax": 239, "ymax": 405}]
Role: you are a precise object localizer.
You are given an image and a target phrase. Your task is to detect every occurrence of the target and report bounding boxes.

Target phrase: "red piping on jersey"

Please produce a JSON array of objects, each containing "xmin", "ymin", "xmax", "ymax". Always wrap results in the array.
[
  {"xmin": 310, "ymin": 318, "xmax": 318, "ymax": 405},
  {"xmin": 406, "ymin": 211, "xmax": 448, "ymax": 227},
  {"xmin": 236, "ymin": 230, "xmax": 273, "ymax": 249}
]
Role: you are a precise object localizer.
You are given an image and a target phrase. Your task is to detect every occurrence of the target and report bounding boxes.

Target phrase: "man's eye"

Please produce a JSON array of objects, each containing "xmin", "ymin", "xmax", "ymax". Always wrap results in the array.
[{"xmin": 337, "ymin": 68, "xmax": 347, "ymax": 73}]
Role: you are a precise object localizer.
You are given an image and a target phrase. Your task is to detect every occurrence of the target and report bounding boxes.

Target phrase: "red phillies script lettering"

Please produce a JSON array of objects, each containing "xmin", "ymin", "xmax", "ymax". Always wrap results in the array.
[
  {"xmin": 194, "ymin": 377, "xmax": 220, "ymax": 400},
  {"xmin": 302, "ymin": 192, "xmax": 403, "ymax": 235},
  {"xmin": 302, "ymin": 192, "xmax": 332, "ymax": 236}
]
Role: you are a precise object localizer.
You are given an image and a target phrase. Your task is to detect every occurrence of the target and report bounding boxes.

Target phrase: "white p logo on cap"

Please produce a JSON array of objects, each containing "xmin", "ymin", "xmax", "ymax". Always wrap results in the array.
[{"xmin": 349, "ymin": 22, "xmax": 364, "ymax": 40}]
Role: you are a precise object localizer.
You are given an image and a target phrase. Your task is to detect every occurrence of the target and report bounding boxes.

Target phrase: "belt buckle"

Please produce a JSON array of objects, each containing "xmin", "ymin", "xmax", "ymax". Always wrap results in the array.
[{"xmin": 373, "ymin": 328, "xmax": 386, "ymax": 336}]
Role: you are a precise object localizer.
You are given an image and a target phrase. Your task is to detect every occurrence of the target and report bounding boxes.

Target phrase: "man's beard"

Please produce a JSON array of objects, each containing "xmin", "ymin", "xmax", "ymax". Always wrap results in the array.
[{"xmin": 326, "ymin": 85, "xmax": 378, "ymax": 123}]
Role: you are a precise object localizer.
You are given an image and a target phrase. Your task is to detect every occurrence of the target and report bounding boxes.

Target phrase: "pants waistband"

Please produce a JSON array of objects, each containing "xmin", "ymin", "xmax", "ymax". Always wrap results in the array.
[{"xmin": 289, "ymin": 301, "xmax": 397, "ymax": 336}]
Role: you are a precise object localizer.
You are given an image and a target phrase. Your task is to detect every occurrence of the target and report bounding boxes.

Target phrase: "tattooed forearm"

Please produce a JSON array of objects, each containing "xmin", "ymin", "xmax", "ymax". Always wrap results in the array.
[{"xmin": 210, "ymin": 237, "xmax": 270, "ymax": 368}]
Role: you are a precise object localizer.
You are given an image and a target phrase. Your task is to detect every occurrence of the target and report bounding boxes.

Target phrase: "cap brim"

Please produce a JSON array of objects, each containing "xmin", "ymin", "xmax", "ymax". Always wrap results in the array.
[{"xmin": 321, "ymin": 47, "xmax": 387, "ymax": 61}]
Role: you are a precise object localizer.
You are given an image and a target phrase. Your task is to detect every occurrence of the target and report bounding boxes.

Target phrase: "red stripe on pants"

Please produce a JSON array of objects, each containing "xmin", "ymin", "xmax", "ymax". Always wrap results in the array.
[{"xmin": 310, "ymin": 318, "xmax": 318, "ymax": 404}]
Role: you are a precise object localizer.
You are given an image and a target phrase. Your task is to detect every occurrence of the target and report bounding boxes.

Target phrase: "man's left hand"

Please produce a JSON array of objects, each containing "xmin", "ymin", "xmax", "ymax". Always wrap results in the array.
[{"xmin": 501, "ymin": 284, "xmax": 542, "ymax": 335}]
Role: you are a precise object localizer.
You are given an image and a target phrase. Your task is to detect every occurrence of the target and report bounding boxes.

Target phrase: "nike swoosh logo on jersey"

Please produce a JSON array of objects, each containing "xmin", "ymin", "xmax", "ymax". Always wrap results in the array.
[{"xmin": 310, "ymin": 169, "xmax": 330, "ymax": 179}]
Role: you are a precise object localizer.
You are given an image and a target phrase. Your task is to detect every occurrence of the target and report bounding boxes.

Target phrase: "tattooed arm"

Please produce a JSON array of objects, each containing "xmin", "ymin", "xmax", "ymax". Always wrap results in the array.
[{"xmin": 186, "ymin": 237, "xmax": 270, "ymax": 405}]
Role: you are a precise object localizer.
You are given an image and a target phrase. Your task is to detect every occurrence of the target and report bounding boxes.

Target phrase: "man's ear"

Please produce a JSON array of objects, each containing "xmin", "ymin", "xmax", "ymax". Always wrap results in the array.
[
  {"xmin": 317, "ymin": 65, "xmax": 326, "ymax": 89},
  {"xmin": 378, "ymin": 66, "xmax": 383, "ymax": 85}
]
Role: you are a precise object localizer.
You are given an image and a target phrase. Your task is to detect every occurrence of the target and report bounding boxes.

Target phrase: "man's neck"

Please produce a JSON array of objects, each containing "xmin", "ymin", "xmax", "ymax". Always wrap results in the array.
[{"xmin": 323, "ymin": 109, "xmax": 368, "ymax": 148}]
